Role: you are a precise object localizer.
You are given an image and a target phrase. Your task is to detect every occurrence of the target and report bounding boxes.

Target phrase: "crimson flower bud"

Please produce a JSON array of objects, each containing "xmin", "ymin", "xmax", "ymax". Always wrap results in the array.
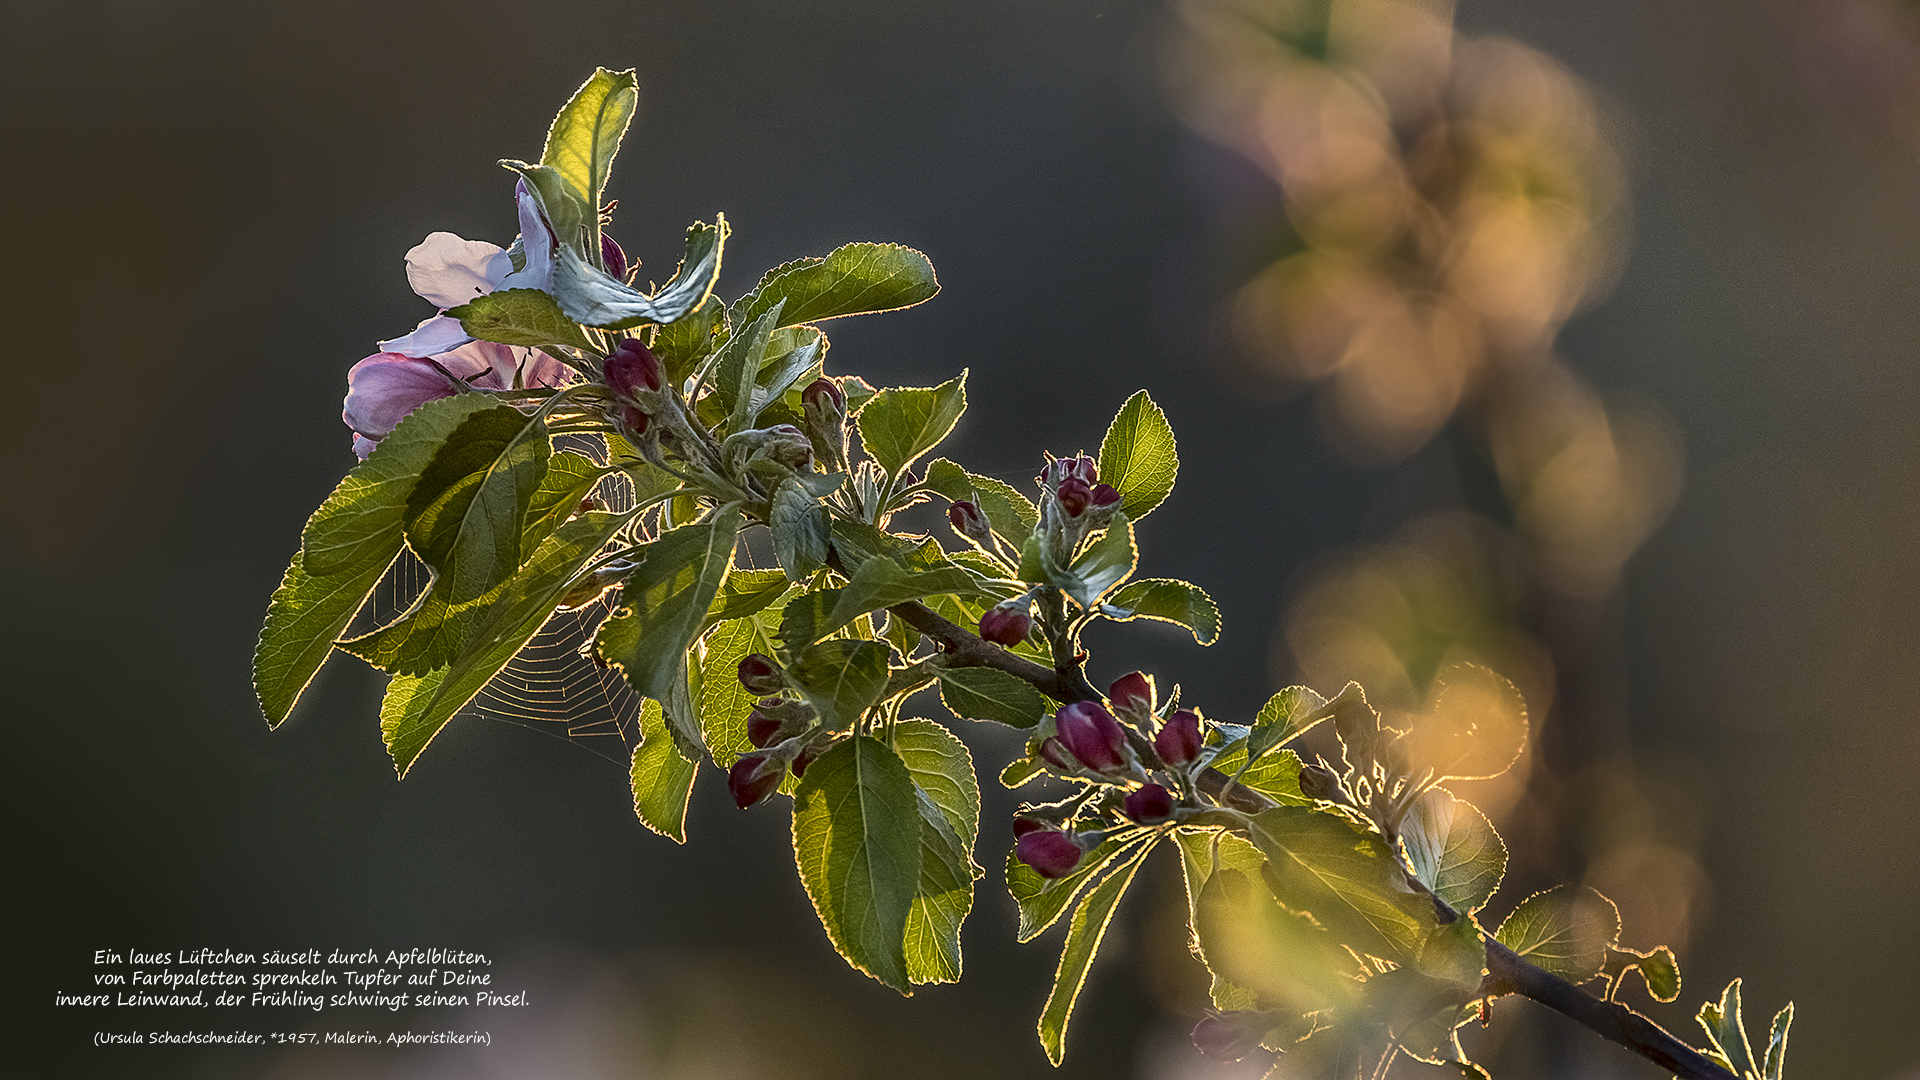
[
  {"xmin": 949, "ymin": 500, "xmax": 991, "ymax": 543},
  {"xmin": 1089, "ymin": 483, "xmax": 1121, "ymax": 509},
  {"xmin": 1298, "ymin": 763, "xmax": 1341, "ymax": 802},
  {"xmin": 601, "ymin": 233, "xmax": 628, "ymax": 281},
  {"xmin": 1191, "ymin": 1013, "xmax": 1266, "ymax": 1062},
  {"xmin": 1155, "ymin": 709, "xmax": 1202, "ymax": 767},
  {"xmin": 1109, "ymin": 672, "xmax": 1153, "ymax": 716},
  {"xmin": 1039, "ymin": 737, "xmax": 1077, "ymax": 772},
  {"xmin": 746, "ymin": 710, "xmax": 784, "ymax": 749},
  {"xmin": 619, "ymin": 403, "xmax": 650, "ymax": 437},
  {"xmin": 728, "ymin": 756, "xmax": 781, "ymax": 809},
  {"xmin": 1056, "ymin": 476, "xmax": 1092, "ymax": 517},
  {"xmin": 1055, "ymin": 701, "xmax": 1128, "ymax": 773},
  {"xmin": 738, "ymin": 654, "xmax": 783, "ymax": 696},
  {"xmin": 1011, "ymin": 817, "xmax": 1046, "ymax": 838},
  {"xmin": 791, "ymin": 748, "xmax": 817, "ymax": 779},
  {"xmin": 604, "ymin": 337, "xmax": 664, "ymax": 401},
  {"xmin": 1015, "ymin": 830, "xmax": 1084, "ymax": 879},
  {"xmin": 1068, "ymin": 455, "xmax": 1098, "ymax": 484},
  {"xmin": 802, "ymin": 377, "xmax": 845, "ymax": 412},
  {"xmin": 1123, "ymin": 783, "xmax": 1176, "ymax": 824},
  {"xmin": 978, "ymin": 606, "xmax": 1032, "ymax": 646}
]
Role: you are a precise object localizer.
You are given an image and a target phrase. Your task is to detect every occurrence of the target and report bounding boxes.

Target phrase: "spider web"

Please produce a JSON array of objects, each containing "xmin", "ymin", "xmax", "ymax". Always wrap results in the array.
[{"xmin": 360, "ymin": 433, "xmax": 648, "ymax": 768}]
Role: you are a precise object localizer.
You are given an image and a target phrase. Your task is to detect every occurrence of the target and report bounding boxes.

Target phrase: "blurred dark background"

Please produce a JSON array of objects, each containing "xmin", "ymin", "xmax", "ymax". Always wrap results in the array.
[{"xmin": 5, "ymin": 0, "xmax": 1919, "ymax": 1076}]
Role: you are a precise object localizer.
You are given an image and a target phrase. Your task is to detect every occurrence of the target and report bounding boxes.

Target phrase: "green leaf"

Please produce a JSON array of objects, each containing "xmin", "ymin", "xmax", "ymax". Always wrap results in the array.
[
  {"xmin": 254, "ymin": 547, "xmax": 396, "ymax": 726},
  {"xmin": 704, "ymin": 568, "xmax": 792, "ymax": 629},
  {"xmin": 937, "ymin": 666, "xmax": 1049, "ymax": 729},
  {"xmin": 498, "ymin": 159, "xmax": 585, "ymax": 246},
  {"xmin": 1400, "ymin": 790, "xmax": 1506, "ymax": 915},
  {"xmin": 302, "ymin": 395, "xmax": 500, "ymax": 577},
  {"xmin": 1390, "ymin": 663, "xmax": 1529, "ymax": 783},
  {"xmin": 1697, "ymin": 979, "xmax": 1759, "ymax": 1080},
  {"xmin": 714, "ymin": 300, "xmax": 783, "ymax": 436},
  {"xmin": 539, "ymin": 67, "xmax": 638, "ymax": 212},
  {"xmin": 1603, "ymin": 944, "xmax": 1681, "ymax": 1004},
  {"xmin": 340, "ymin": 452, "xmax": 603, "ymax": 676},
  {"xmin": 651, "ymin": 294, "xmax": 727, "ymax": 384},
  {"xmin": 594, "ymin": 508, "xmax": 742, "ymax": 702},
  {"xmin": 1764, "ymin": 1002, "xmax": 1792, "ymax": 1080},
  {"xmin": 1101, "ymin": 578, "xmax": 1219, "ymax": 644},
  {"xmin": 789, "ymin": 638, "xmax": 890, "ymax": 731},
  {"xmin": 791, "ymin": 735, "xmax": 924, "ymax": 992},
  {"xmin": 1180, "ymin": 830, "xmax": 1359, "ymax": 1014},
  {"xmin": 696, "ymin": 618, "xmax": 762, "ymax": 766},
  {"xmin": 1249, "ymin": 805, "xmax": 1437, "ymax": 962},
  {"xmin": 775, "ymin": 587, "xmax": 842, "ymax": 653},
  {"xmin": 1096, "ymin": 390, "xmax": 1178, "ymax": 521},
  {"xmin": 829, "ymin": 555, "xmax": 979, "ymax": 631},
  {"xmin": 1000, "ymin": 756, "xmax": 1046, "ymax": 789},
  {"xmin": 446, "ymin": 289, "xmax": 597, "ymax": 353},
  {"xmin": 1204, "ymin": 744, "xmax": 1309, "ymax": 805},
  {"xmin": 378, "ymin": 511, "xmax": 625, "ymax": 775},
  {"xmin": 1037, "ymin": 836, "xmax": 1156, "ymax": 1064},
  {"xmin": 1493, "ymin": 885, "xmax": 1620, "ymax": 985},
  {"xmin": 770, "ymin": 475, "xmax": 830, "ymax": 581},
  {"xmin": 630, "ymin": 697, "xmax": 698, "ymax": 843},
  {"xmin": 553, "ymin": 217, "xmax": 728, "ymax": 330},
  {"xmin": 855, "ymin": 372, "xmax": 968, "ymax": 478},
  {"xmin": 1060, "ymin": 515, "xmax": 1136, "ymax": 610},
  {"xmin": 893, "ymin": 719, "xmax": 981, "ymax": 985},
  {"xmin": 1249, "ymin": 684, "xmax": 1331, "ymax": 761},
  {"xmin": 1008, "ymin": 831, "xmax": 1155, "ymax": 943},
  {"xmin": 751, "ymin": 326, "xmax": 826, "ymax": 420},
  {"xmin": 829, "ymin": 517, "xmax": 919, "ymax": 573},
  {"xmin": 922, "ymin": 457, "xmax": 1038, "ymax": 546},
  {"xmin": 735, "ymin": 242, "xmax": 939, "ymax": 330},
  {"xmin": 404, "ymin": 406, "xmax": 551, "ymax": 605}
]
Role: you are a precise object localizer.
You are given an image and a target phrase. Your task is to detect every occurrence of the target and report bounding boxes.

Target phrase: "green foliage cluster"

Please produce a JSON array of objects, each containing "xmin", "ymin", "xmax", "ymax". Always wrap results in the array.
[{"xmin": 256, "ymin": 69, "xmax": 1791, "ymax": 1079}]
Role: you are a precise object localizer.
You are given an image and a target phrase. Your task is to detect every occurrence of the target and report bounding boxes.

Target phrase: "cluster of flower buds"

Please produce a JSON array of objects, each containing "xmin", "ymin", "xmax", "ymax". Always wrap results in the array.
[
  {"xmin": 727, "ymin": 658, "xmax": 823, "ymax": 809},
  {"xmin": 1012, "ymin": 673, "xmax": 1219, "ymax": 879},
  {"xmin": 978, "ymin": 600, "xmax": 1034, "ymax": 647},
  {"xmin": 1039, "ymin": 454, "xmax": 1121, "ymax": 521},
  {"xmin": 603, "ymin": 336, "xmax": 666, "ymax": 439},
  {"xmin": 800, "ymin": 377, "xmax": 848, "ymax": 471}
]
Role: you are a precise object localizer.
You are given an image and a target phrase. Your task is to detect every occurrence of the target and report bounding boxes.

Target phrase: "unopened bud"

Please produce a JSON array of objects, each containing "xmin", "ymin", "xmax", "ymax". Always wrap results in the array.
[
  {"xmin": 738, "ymin": 654, "xmax": 783, "ymax": 696},
  {"xmin": 1068, "ymin": 455, "xmax": 1098, "ymax": 484},
  {"xmin": 618, "ymin": 403, "xmax": 651, "ymax": 437},
  {"xmin": 1011, "ymin": 817, "xmax": 1046, "ymax": 838},
  {"xmin": 605, "ymin": 337, "xmax": 664, "ymax": 402},
  {"xmin": 763, "ymin": 424, "xmax": 814, "ymax": 471},
  {"xmin": 1089, "ymin": 483, "xmax": 1121, "ymax": 509},
  {"xmin": 1055, "ymin": 701, "xmax": 1128, "ymax": 774},
  {"xmin": 728, "ymin": 755, "xmax": 781, "ymax": 809},
  {"xmin": 1154, "ymin": 709, "xmax": 1203, "ymax": 767},
  {"xmin": 746, "ymin": 710, "xmax": 785, "ymax": 749},
  {"xmin": 1015, "ymin": 830, "xmax": 1084, "ymax": 879},
  {"xmin": 1109, "ymin": 672, "xmax": 1153, "ymax": 717},
  {"xmin": 948, "ymin": 500, "xmax": 991, "ymax": 544},
  {"xmin": 978, "ymin": 606, "xmax": 1033, "ymax": 646},
  {"xmin": 1039, "ymin": 737, "xmax": 1077, "ymax": 773},
  {"xmin": 802, "ymin": 377, "xmax": 845, "ymax": 413},
  {"xmin": 1123, "ymin": 782, "xmax": 1176, "ymax": 824},
  {"xmin": 1056, "ymin": 477, "xmax": 1092, "ymax": 517},
  {"xmin": 601, "ymin": 233, "xmax": 629, "ymax": 281},
  {"xmin": 791, "ymin": 748, "xmax": 817, "ymax": 779}
]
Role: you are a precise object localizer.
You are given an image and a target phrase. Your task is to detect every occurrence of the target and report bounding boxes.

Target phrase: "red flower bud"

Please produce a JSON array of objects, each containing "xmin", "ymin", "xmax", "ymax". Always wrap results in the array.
[
  {"xmin": 600, "ymin": 233, "xmax": 628, "ymax": 281},
  {"xmin": 1011, "ymin": 817, "xmax": 1046, "ymax": 838},
  {"xmin": 746, "ymin": 710, "xmax": 784, "ymax": 749},
  {"xmin": 1155, "ymin": 709, "xmax": 1203, "ymax": 767},
  {"xmin": 605, "ymin": 337, "xmax": 663, "ymax": 401},
  {"xmin": 949, "ymin": 500, "xmax": 990, "ymax": 543},
  {"xmin": 791, "ymin": 748, "xmax": 817, "ymax": 779},
  {"xmin": 738, "ymin": 654, "xmax": 783, "ymax": 697},
  {"xmin": 1039, "ymin": 737, "xmax": 1077, "ymax": 772},
  {"xmin": 1015, "ymin": 829, "xmax": 1084, "ymax": 879},
  {"xmin": 1069, "ymin": 455, "xmax": 1098, "ymax": 484},
  {"xmin": 802, "ymin": 377, "xmax": 845, "ymax": 411},
  {"xmin": 728, "ymin": 756, "xmax": 781, "ymax": 809},
  {"xmin": 1109, "ymin": 672, "xmax": 1153, "ymax": 715},
  {"xmin": 619, "ymin": 403, "xmax": 651, "ymax": 436},
  {"xmin": 1089, "ymin": 483, "xmax": 1121, "ymax": 508},
  {"xmin": 1055, "ymin": 701, "xmax": 1128, "ymax": 773},
  {"xmin": 1191, "ymin": 1013, "xmax": 1267, "ymax": 1062},
  {"xmin": 1056, "ymin": 476, "xmax": 1092, "ymax": 517},
  {"xmin": 1123, "ymin": 782, "xmax": 1176, "ymax": 824},
  {"xmin": 978, "ymin": 606, "xmax": 1032, "ymax": 646}
]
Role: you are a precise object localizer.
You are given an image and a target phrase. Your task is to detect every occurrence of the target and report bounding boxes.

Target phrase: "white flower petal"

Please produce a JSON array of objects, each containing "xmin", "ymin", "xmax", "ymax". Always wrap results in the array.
[
  {"xmin": 377, "ymin": 315, "xmax": 472, "ymax": 357},
  {"xmin": 405, "ymin": 232, "xmax": 512, "ymax": 308}
]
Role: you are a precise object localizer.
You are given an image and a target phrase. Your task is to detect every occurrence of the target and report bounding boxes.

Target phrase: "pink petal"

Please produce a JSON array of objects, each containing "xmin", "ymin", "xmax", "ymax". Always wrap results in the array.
[
  {"xmin": 436, "ymin": 340, "xmax": 520, "ymax": 388},
  {"xmin": 352, "ymin": 433, "xmax": 381, "ymax": 460},
  {"xmin": 343, "ymin": 353, "xmax": 460, "ymax": 438},
  {"xmin": 523, "ymin": 348, "xmax": 570, "ymax": 389},
  {"xmin": 378, "ymin": 314, "xmax": 472, "ymax": 357},
  {"xmin": 404, "ymin": 232, "xmax": 513, "ymax": 309},
  {"xmin": 497, "ymin": 180, "xmax": 556, "ymax": 294}
]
